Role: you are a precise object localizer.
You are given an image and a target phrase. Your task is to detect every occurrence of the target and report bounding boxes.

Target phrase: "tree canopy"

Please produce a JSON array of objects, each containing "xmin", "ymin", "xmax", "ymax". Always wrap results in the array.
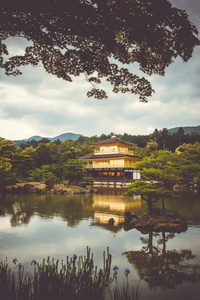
[
  {"xmin": 125, "ymin": 148, "xmax": 200, "ymax": 214},
  {"xmin": 0, "ymin": 137, "xmax": 93, "ymax": 191},
  {"xmin": 124, "ymin": 180, "xmax": 176, "ymax": 214},
  {"xmin": 0, "ymin": 0, "xmax": 199, "ymax": 101}
]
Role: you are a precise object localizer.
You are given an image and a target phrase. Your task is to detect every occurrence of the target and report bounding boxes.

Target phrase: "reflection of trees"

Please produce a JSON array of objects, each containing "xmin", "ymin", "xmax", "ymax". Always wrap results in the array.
[
  {"xmin": 0, "ymin": 192, "xmax": 141, "ymax": 230},
  {"xmin": 0, "ymin": 194, "xmax": 34, "ymax": 226},
  {"xmin": 0, "ymin": 194, "xmax": 94, "ymax": 227},
  {"xmin": 36, "ymin": 195, "xmax": 94, "ymax": 227},
  {"xmin": 10, "ymin": 202, "xmax": 33, "ymax": 226},
  {"xmin": 59, "ymin": 196, "xmax": 94, "ymax": 227},
  {"xmin": 123, "ymin": 231, "xmax": 200, "ymax": 289}
]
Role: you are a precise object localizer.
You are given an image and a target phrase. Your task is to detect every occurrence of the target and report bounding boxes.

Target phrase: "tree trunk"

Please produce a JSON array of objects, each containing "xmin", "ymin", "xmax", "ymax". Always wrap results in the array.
[
  {"xmin": 147, "ymin": 195, "xmax": 152, "ymax": 215},
  {"xmin": 162, "ymin": 232, "xmax": 166, "ymax": 256},
  {"xmin": 161, "ymin": 198, "xmax": 165, "ymax": 215},
  {"xmin": 149, "ymin": 232, "xmax": 153, "ymax": 255}
]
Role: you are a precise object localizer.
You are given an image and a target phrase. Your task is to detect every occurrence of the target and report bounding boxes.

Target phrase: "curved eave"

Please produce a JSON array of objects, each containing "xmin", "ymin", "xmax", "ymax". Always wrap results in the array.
[
  {"xmin": 79, "ymin": 154, "xmax": 142, "ymax": 160},
  {"xmin": 91, "ymin": 137, "xmax": 137, "ymax": 147}
]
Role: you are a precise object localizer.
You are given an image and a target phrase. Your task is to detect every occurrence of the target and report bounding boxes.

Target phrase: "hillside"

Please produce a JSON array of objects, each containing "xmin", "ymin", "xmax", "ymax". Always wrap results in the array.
[
  {"xmin": 51, "ymin": 132, "xmax": 82, "ymax": 141},
  {"xmin": 13, "ymin": 126, "xmax": 200, "ymax": 147},
  {"xmin": 168, "ymin": 126, "xmax": 200, "ymax": 135},
  {"xmin": 14, "ymin": 132, "xmax": 82, "ymax": 146}
]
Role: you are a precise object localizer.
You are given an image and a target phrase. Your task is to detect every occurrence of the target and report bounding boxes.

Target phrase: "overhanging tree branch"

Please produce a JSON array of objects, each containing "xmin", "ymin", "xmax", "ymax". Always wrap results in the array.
[{"xmin": 0, "ymin": 0, "xmax": 199, "ymax": 101}]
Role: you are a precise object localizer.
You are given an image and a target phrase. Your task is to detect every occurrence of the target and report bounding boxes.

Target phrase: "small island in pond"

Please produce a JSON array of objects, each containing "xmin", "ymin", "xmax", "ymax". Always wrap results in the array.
[{"xmin": 124, "ymin": 211, "xmax": 188, "ymax": 233}]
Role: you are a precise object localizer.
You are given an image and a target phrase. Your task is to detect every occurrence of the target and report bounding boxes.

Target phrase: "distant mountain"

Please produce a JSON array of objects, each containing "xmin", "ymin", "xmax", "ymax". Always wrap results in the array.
[
  {"xmin": 51, "ymin": 132, "xmax": 82, "ymax": 141},
  {"xmin": 21, "ymin": 135, "xmax": 43, "ymax": 142},
  {"xmin": 168, "ymin": 126, "xmax": 200, "ymax": 135},
  {"xmin": 14, "ymin": 132, "xmax": 82, "ymax": 146},
  {"xmin": 13, "ymin": 126, "xmax": 200, "ymax": 147}
]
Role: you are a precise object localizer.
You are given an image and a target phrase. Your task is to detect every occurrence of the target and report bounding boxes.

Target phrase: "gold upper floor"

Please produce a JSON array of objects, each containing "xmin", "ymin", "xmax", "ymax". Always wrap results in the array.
[
  {"xmin": 85, "ymin": 157, "xmax": 141, "ymax": 169},
  {"xmin": 94, "ymin": 145, "xmax": 133, "ymax": 155}
]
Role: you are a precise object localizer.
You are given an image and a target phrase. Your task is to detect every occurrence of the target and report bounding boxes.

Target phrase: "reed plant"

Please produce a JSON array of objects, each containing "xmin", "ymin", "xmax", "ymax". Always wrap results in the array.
[
  {"xmin": 108, "ymin": 280, "xmax": 141, "ymax": 300},
  {"xmin": 0, "ymin": 247, "xmax": 140, "ymax": 300}
]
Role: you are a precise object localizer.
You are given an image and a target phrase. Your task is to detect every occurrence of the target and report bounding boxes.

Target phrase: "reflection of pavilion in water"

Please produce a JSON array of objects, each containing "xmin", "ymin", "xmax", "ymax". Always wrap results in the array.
[{"xmin": 91, "ymin": 193, "xmax": 142, "ymax": 236}]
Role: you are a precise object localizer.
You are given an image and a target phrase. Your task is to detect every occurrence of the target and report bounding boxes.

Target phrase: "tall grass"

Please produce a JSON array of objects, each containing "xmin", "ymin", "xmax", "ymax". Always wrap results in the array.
[
  {"xmin": 108, "ymin": 280, "xmax": 141, "ymax": 300},
  {"xmin": 0, "ymin": 247, "xmax": 140, "ymax": 300}
]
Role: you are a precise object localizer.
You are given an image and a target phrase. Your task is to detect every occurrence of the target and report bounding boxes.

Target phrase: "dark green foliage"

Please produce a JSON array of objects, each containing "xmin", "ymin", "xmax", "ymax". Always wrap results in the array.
[
  {"xmin": 125, "ymin": 181, "xmax": 174, "ymax": 199},
  {"xmin": 135, "ymin": 151, "xmax": 183, "ymax": 188},
  {"xmin": 77, "ymin": 129, "xmax": 200, "ymax": 150},
  {"xmin": 175, "ymin": 143, "xmax": 200, "ymax": 189},
  {"xmin": 0, "ymin": 1, "xmax": 199, "ymax": 101},
  {"xmin": 0, "ymin": 138, "xmax": 20, "ymax": 190},
  {"xmin": 1, "ymin": 135, "xmax": 200, "ymax": 191},
  {"xmin": 63, "ymin": 159, "xmax": 84, "ymax": 186},
  {"xmin": 11, "ymin": 154, "xmax": 35, "ymax": 181},
  {"xmin": 80, "ymin": 176, "xmax": 94, "ymax": 188},
  {"xmin": 125, "ymin": 180, "xmax": 175, "ymax": 215},
  {"xmin": 0, "ymin": 170, "xmax": 18, "ymax": 191},
  {"xmin": 137, "ymin": 148, "xmax": 200, "ymax": 189},
  {"xmin": 36, "ymin": 143, "xmax": 52, "ymax": 167},
  {"xmin": 38, "ymin": 138, "xmax": 51, "ymax": 144},
  {"xmin": 26, "ymin": 169, "xmax": 43, "ymax": 183},
  {"xmin": 1, "ymin": 137, "xmax": 93, "ymax": 189},
  {"xmin": 125, "ymin": 147, "xmax": 200, "ymax": 214},
  {"xmin": 150, "ymin": 128, "xmax": 200, "ymax": 151},
  {"xmin": 17, "ymin": 129, "xmax": 200, "ymax": 151},
  {"xmin": 44, "ymin": 173, "xmax": 58, "ymax": 190},
  {"xmin": 17, "ymin": 127, "xmax": 200, "ymax": 150},
  {"xmin": 26, "ymin": 165, "xmax": 61, "ymax": 184}
]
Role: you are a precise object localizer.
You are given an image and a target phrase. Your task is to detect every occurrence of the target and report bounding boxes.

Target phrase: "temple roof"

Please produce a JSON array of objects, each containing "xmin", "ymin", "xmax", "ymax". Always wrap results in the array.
[
  {"xmin": 79, "ymin": 153, "xmax": 141, "ymax": 160},
  {"xmin": 91, "ymin": 135, "xmax": 137, "ymax": 147}
]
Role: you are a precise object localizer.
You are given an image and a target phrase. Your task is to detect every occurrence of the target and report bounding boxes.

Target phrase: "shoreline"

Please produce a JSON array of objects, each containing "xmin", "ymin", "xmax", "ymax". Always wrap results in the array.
[{"xmin": 4, "ymin": 182, "xmax": 96, "ymax": 195}]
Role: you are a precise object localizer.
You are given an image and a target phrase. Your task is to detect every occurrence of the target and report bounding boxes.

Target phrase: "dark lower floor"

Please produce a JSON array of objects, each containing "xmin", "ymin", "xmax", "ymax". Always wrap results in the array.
[{"xmin": 84, "ymin": 168, "xmax": 140, "ymax": 183}]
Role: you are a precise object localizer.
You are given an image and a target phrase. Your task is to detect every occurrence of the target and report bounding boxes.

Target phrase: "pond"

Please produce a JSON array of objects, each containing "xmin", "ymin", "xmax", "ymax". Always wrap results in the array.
[{"xmin": 0, "ymin": 190, "xmax": 200, "ymax": 300}]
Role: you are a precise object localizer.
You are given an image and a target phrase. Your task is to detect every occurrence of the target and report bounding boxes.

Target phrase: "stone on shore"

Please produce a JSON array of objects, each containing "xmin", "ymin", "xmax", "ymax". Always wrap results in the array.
[{"xmin": 6, "ymin": 182, "xmax": 93, "ymax": 195}]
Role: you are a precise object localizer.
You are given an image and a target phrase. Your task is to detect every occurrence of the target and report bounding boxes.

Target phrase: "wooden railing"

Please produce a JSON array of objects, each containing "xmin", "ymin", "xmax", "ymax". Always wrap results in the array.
[
  {"xmin": 85, "ymin": 163, "xmax": 136, "ymax": 169},
  {"xmin": 94, "ymin": 149, "xmax": 133, "ymax": 155},
  {"xmin": 85, "ymin": 164, "xmax": 124, "ymax": 169}
]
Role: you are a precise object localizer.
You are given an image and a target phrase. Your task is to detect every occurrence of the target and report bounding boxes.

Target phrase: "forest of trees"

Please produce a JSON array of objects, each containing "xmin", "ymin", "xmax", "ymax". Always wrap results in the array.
[
  {"xmin": 0, "ymin": 137, "xmax": 93, "ymax": 191},
  {"xmin": 125, "ymin": 144, "xmax": 200, "ymax": 214},
  {"xmin": 76, "ymin": 127, "xmax": 200, "ymax": 150},
  {"xmin": 0, "ymin": 128, "xmax": 200, "ymax": 194}
]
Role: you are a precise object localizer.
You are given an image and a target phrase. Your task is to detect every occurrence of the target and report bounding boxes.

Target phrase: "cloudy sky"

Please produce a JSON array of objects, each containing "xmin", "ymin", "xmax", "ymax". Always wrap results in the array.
[{"xmin": 0, "ymin": 0, "xmax": 200, "ymax": 141}]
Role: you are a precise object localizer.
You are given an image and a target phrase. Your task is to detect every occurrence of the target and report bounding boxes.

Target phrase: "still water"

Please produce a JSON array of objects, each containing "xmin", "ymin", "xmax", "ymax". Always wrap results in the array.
[{"xmin": 0, "ymin": 190, "xmax": 200, "ymax": 300}]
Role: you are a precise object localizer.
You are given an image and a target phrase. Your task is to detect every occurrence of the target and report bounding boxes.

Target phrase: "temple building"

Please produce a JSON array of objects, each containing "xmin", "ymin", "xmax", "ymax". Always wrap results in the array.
[{"xmin": 79, "ymin": 134, "xmax": 142, "ymax": 185}]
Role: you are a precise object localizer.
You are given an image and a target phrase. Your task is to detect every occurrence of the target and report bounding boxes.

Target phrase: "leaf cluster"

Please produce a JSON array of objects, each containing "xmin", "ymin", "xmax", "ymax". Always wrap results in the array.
[
  {"xmin": 0, "ymin": 0, "xmax": 199, "ymax": 100},
  {"xmin": 125, "ymin": 180, "xmax": 175, "ymax": 202}
]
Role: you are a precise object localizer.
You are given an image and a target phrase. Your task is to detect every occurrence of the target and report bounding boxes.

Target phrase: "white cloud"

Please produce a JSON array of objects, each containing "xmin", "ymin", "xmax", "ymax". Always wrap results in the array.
[{"xmin": 0, "ymin": 0, "xmax": 200, "ymax": 140}]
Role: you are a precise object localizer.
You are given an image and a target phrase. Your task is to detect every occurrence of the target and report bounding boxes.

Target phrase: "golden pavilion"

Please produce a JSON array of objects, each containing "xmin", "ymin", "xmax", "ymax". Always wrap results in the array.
[{"xmin": 79, "ymin": 134, "xmax": 142, "ymax": 184}]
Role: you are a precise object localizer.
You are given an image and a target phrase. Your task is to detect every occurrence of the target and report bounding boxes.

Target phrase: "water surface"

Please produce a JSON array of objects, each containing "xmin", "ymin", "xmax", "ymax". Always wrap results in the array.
[{"xmin": 0, "ymin": 191, "xmax": 200, "ymax": 299}]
